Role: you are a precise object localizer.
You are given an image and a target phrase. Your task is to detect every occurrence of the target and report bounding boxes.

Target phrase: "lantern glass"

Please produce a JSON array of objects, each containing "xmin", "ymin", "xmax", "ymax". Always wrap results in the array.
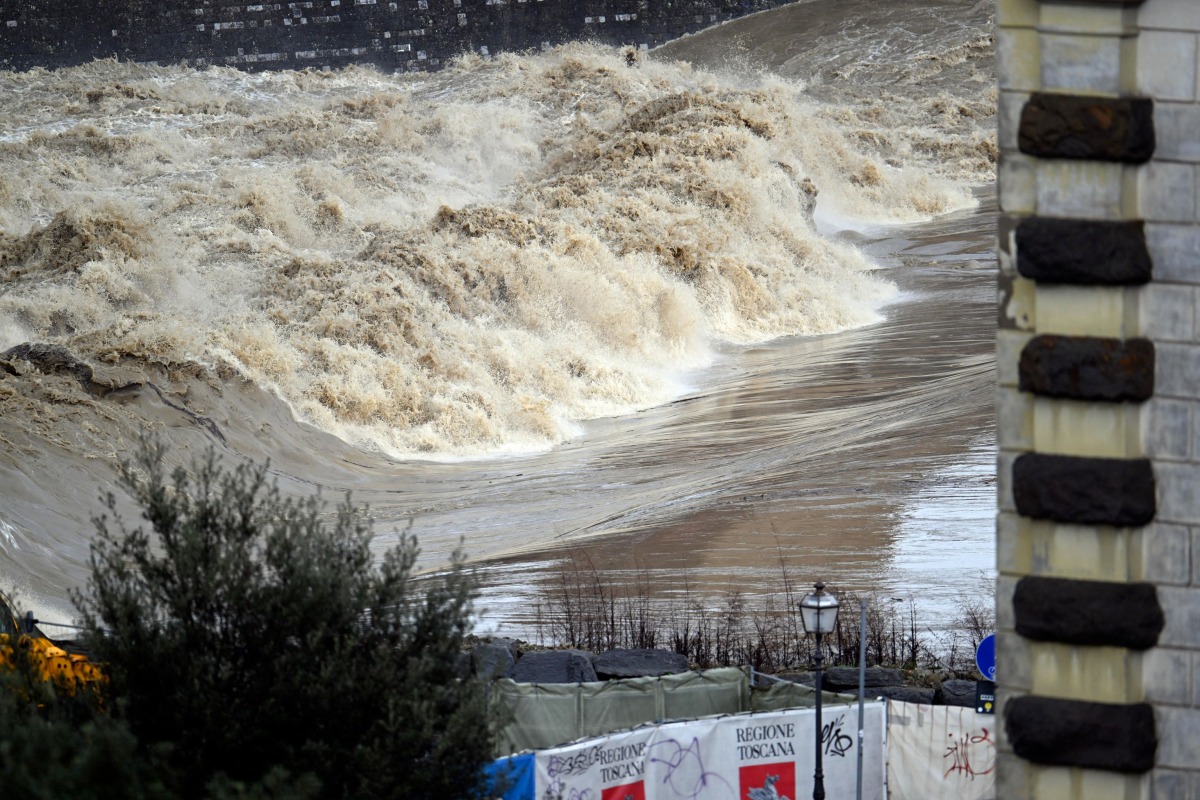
[{"xmin": 799, "ymin": 583, "xmax": 840, "ymax": 635}]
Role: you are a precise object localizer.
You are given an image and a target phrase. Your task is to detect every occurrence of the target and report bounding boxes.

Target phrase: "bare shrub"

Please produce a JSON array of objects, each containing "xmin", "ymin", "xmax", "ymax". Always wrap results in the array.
[{"xmin": 530, "ymin": 554, "xmax": 996, "ymax": 678}]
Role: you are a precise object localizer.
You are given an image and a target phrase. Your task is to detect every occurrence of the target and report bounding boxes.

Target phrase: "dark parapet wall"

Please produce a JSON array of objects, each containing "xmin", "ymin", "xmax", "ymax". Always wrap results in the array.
[{"xmin": 0, "ymin": 0, "xmax": 796, "ymax": 72}]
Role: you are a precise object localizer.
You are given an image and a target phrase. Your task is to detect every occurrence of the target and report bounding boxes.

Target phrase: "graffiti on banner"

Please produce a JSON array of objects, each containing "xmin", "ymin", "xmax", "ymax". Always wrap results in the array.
[
  {"xmin": 943, "ymin": 726, "xmax": 995, "ymax": 781},
  {"xmin": 533, "ymin": 704, "xmax": 886, "ymax": 800},
  {"xmin": 887, "ymin": 700, "xmax": 996, "ymax": 800},
  {"xmin": 539, "ymin": 728, "xmax": 654, "ymax": 800}
]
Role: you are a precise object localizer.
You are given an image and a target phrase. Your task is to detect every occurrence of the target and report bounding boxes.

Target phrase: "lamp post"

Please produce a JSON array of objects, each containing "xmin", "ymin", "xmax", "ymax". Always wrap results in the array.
[{"xmin": 800, "ymin": 581, "xmax": 840, "ymax": 800}]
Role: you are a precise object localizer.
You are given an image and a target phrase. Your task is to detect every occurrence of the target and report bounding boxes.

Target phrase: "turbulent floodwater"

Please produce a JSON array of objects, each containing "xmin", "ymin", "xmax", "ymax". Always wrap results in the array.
[{"xmin": 0, "ymin": 0, "xmax": 997, "ymax": 629}]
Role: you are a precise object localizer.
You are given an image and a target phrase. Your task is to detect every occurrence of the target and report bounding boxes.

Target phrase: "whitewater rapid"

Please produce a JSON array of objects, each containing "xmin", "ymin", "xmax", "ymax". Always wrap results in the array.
[{"xmin": 0, "ymin": 0, "xmax": 996, "ymax": 626}]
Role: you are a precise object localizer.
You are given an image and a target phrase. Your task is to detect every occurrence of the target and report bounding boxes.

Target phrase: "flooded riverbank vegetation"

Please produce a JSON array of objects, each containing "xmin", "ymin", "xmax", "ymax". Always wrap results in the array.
[{"xmin": 529, "ymin": 549, "xmax": 995, "ymax": 680}]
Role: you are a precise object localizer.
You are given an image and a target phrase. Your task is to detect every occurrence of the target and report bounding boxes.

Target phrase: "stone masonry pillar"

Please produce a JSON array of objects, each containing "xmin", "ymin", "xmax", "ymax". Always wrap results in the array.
[{"xmin": 997, "ymin": 0, "xmax": 1200, "ymax": 797}]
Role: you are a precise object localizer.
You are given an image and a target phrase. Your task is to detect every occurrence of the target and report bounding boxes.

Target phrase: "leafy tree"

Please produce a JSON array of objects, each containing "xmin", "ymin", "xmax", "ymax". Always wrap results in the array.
[{"xmin": 76, "ymin": 440, "xmax": 493, "ymax": 800}]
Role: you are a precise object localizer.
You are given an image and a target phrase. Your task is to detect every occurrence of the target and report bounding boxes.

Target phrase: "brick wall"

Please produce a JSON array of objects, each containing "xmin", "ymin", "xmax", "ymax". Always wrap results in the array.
[
  {"xmin": 997, "ymin": 0, "xmax": 1200, "ymax": 797},
  {"xmin": 0, "ymin": 0, "xmax": 792, "ymax": 72}
]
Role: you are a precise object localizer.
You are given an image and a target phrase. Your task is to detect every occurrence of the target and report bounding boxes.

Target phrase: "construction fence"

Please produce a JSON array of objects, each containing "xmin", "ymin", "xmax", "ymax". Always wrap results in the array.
[{"xmin": 488, "ymin": 669, "xmax": 996, "ymax": 800}]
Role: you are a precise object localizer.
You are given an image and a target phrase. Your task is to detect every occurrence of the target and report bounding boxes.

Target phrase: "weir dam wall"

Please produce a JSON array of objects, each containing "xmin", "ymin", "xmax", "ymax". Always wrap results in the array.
[{"xmin": 0, "ymin": 0, "xmax": 794, "ymax": 72}]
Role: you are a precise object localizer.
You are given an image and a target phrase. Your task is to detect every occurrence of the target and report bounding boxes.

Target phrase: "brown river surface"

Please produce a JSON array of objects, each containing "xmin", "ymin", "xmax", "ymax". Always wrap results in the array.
[
  {"xmin": 0, "ymin": 0, "xmax": 996, "ymax": 632},
  {"xmin": 472, "ymin": 189, "xmax": 997, "ymax": 632}
]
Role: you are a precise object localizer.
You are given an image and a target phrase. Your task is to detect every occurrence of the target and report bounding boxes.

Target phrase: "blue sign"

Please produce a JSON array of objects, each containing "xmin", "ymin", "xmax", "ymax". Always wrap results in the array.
[{"xmin": 976, "ymin": 633, "xmax": 996, "ymax": 681}]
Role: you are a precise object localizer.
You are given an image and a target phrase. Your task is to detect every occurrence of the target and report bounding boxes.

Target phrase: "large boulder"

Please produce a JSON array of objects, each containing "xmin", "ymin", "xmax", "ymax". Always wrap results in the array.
[
  {"xmin": 472, "ymin": 638, "xmax": 518, "ymax": 680},
  {"xmin": 820, "ymin": 667, "xmax": 904, "ymax": 692},
  {"xmin": 593, "ymin": 648, "xmax": 689, "ymax": 680},
  {"xmin": 512, "ymin": 650, "xmax": 597, "ymax": 684},
  {"xmin": 753, "ymin": 671, "xmax": 812, "ymax": 689},
  {"xmin": 849, "ymin": 686, "xmax": 936, "ymax": 704},
  {"xmin": 454, "ymin": 651, "xmax": 472, "ymax": 680},
  {"xmin": 937, "ymin": 679, "xmax": 977, "ymax": 707}
]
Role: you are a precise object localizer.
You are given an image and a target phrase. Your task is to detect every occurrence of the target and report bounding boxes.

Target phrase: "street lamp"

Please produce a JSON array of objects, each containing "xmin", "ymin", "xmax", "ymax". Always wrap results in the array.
[{"xmin": 800, "ymin": 581, "xmax": 840, "ymax": 800}]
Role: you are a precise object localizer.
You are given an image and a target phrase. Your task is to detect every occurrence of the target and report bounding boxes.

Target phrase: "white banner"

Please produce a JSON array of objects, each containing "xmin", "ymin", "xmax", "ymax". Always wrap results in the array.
[
  {"xmin": 886, "ymin": 700, "xmax": 995, "ymax": 800},
  {"xmin": 534, "ymin": 703, "xmax": 886, "ymax": 800},
  {"xmin": 537, "ymin": 726, "xmax": 656, "ymax": 800}
]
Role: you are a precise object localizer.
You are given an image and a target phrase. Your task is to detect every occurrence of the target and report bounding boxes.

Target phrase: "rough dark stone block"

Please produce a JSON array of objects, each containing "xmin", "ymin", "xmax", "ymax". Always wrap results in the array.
[
  {"xmin": 820, "ymin": 667, "xmax": 904, "ymax": 692},
  {"xmin": 1019, "ymin": 93, "xmax": 1155, "ymax": 163},
  {"xmin": 937, "ymin": 679, "xmax": 977, "ymax": 708},
  {"xmin": 1015, "ymin": 217, "xmax": 1152, "ymax": 286},
  {"xmin": 593, "ymin": 648, "xmax": 688, "ymax": 679},
  {"xmin": 1014, "ymin": 576, "xmax": 1163, "ymax": 650},
  {"xmin": 511, "ymin": 650, "xmax": 597, "ymax": 684},
  {"xmin": 1019, "ymin": 335, "xmax": 1154, "ymax": 402},
  {"xmin": 471, "ymin": 638, "xmax": 517, "ymax": 680},
  {"xmin": 1006, "ymin": 696, "xmax": 1156, "ymax": 773},
  {"xmin": 1012, "ymin": 453, "xmax": 1155, "ymax": 527}
]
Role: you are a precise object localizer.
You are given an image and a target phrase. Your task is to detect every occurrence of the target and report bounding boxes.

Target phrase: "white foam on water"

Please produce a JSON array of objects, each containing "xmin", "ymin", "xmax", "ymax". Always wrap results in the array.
[{"xmin": 0, "ymin": 37, "xmax": 993, "ymax": 459}]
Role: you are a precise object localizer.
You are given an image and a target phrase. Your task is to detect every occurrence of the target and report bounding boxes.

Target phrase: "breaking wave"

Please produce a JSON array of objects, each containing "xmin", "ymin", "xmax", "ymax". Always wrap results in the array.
[{"xmin": 0, "ymin": 39, "xmax": 993, "ymax": 458}]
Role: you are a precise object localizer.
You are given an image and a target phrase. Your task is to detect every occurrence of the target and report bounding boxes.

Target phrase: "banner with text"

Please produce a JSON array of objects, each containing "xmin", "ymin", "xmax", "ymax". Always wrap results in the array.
[
  {"xmin": 532, "ymin": 703, "xmax": 886, "ymax": 800},
  {"xmin": 886, "ymin": 700, "xmax": 995, "ymax": 800}
]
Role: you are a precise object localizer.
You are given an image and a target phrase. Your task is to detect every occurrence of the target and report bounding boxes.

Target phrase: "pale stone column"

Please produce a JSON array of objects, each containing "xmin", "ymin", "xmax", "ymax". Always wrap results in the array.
[{"xmin": 997, "ymin": 0, "xmax": 1200, "ymax": 797}]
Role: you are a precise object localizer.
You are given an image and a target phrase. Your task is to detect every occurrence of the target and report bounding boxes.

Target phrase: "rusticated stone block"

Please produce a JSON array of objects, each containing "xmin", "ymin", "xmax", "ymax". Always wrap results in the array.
[
  {"xmin": 1019, "ymin": 94, "xmax": 1155, "ymax": 163},
  {"xmin": 1018, "ymin": 335, "xmax": 1154, "ymax": 402},
  {"xmin": 1015, "ymin": 217, "xmax": 1152, "ymax": 285},
  {"xmin": 1005, "ymin": 696, "xmax": 1156, "ymax": 773},
  {"xmin": 1012, "ymin": 453, "xmax": 1155, "ymax": 526},
  {"xmin": 1013, "ymin": 576, "xmax": 1163, "ymax": 649}
]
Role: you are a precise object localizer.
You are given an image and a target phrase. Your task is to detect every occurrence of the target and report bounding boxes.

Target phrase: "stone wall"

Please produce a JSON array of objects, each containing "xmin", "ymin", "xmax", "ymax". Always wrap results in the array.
[
  {"xmin": 0, "ymin": 0, "xmax": 791, "ymax": 72},
  {"xmin": 997, "ymin": 0, "xmax": 1200, "ymax": 797}
]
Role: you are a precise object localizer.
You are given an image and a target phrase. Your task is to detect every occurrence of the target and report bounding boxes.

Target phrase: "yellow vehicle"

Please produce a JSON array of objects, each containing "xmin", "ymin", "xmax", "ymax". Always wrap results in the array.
[{"xmin": 0, "ymin": 591, "xmax": 105, "ymax": 695}]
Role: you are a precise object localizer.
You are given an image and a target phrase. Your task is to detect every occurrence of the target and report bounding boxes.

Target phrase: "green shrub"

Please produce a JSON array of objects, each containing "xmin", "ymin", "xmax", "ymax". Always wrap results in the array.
[{"xmin": 75, "ymin": 440, "xmax": 492, "ymax": 800}]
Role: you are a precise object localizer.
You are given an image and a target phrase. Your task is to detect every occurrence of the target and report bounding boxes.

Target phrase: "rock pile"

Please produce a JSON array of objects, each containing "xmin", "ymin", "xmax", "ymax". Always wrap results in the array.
[{"xmin": 465, "ymin": 639, "xmax": 977, "ymax": 706}]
